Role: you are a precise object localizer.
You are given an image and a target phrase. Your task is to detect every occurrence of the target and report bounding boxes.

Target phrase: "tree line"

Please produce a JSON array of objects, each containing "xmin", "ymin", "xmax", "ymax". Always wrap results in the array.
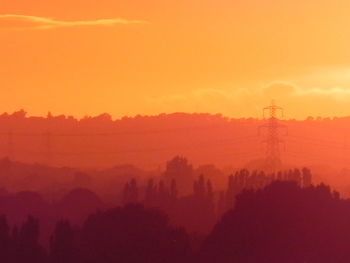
[{"xmin": 2, "ymin": 179, "xmax": 350, "ymax": 263}]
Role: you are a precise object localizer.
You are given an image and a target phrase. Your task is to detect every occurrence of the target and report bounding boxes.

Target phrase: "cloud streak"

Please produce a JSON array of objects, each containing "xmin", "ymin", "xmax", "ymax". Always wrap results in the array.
[
  {"xmin": 148, "ymin": 81, "xmax": 350, "ymax": 119},
  {"xmin": 0, "ymin": 14, "xmax": 149, "ymax": 30},
  {"xmin": 264, "ymin": 81, "xmax": 350, "ymax": 98}
]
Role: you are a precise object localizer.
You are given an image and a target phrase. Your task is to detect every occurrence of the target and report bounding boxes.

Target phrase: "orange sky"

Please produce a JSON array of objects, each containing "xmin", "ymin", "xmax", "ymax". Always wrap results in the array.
[{"xmin": 1, "ymin": 0, "xmax": 350, "ymax": 119}]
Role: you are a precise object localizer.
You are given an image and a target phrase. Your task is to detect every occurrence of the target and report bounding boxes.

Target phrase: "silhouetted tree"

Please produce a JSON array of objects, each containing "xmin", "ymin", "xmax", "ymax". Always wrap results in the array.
[
  {"xmin": 200, "ymin": 181, "xmax": 350, "ymax": 263},
  {"xmin": 302, "ymin": 167, "xmax": 312, "ymax": 187},
  {"xmin": 164, "ymin": 156, "xmax": 194, "ymax": 195},
  {"xmin": 58, "ymin": 188, "xmax": 103, "ymax": 224},
  {"xmin": 0, "ymin": 216, "xmax": 12, "ymax": 263},
  {"xmin": 50, "ymin": 220, "xmax": 80, "ymax": 263},
  {"xmin": 122, "ymin": 179, "xmax": 139, "ymax": 204},
  {"xmin": 79, "ymin": 204, "xmax": 189, "ymax": 263},
  {"xmin": 144, "ymin": 178, "xmax": 156, "ymax": 205},
  {"xmin": 14, "ymin": 216, "xmax": 46, "ymax": 263},
  {"xmin": 174, "ymin": 175, "xmax": 216, "ymax": 234}
]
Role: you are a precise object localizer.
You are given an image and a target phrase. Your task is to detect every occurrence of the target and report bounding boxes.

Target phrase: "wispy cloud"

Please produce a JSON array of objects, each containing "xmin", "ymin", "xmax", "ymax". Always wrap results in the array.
[
  {"xmin": 147, "ymin": 80, "xmax": 350, "ymax": 119},
  {"xmin": 0, "ymin": 14, "xmax": 149, "ymax": 30},
  {"xmin": 263, "ymin": 81, "xmax": 350, "ymax": 98}
]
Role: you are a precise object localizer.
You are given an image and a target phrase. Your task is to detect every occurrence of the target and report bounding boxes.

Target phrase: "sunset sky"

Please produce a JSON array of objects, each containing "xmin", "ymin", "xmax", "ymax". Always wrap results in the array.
[{"xmin": 2, "ymin": 0, "xmax": 350, "ymax": 119}]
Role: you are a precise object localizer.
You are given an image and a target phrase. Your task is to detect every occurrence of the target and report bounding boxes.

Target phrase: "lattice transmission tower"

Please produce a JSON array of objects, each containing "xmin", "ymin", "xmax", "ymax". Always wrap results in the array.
[{"xmin": 259, "ymin": 100, "xmax": 287, "ymax": 172}]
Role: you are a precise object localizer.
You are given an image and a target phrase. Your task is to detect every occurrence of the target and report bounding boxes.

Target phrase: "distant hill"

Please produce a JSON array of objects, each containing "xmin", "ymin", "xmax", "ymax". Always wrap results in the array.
[{"xmin": 0, "ymin": 110, "xmax": 349, "ymax": 171}]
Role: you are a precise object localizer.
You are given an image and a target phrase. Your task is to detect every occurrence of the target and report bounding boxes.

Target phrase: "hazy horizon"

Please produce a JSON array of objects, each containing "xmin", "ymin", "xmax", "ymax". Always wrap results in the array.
[
  {"xmin": 2, "ymin": 108, "xmax": 350, "ymax": 121},
  {"xmin": 2, "ymin": 2, "xmax": 350, "ymax": 262}
]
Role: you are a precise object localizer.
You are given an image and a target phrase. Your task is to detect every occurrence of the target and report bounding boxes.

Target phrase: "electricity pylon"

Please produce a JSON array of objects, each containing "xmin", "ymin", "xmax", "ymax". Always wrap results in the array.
[{"xmin": 259, "ymin": 100, "xmax": 287, "ymax": 173}]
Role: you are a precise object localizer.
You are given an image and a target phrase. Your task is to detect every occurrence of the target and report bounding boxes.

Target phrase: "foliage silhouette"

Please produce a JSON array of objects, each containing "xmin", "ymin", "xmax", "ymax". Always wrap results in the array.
[{"xmin": 200, "ymin": 181, "xmax": 350, "ymax": 263}]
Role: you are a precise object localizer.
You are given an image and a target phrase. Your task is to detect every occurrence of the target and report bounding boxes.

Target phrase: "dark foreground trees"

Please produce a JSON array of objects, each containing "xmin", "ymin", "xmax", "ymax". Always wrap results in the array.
[
  {"xmin": 50, "ymin": 204, "xmax": 190, "ymax": 263},
  {"xmin": 0, "ymin": 216, "xmax": 46, "ymax": 263},
  {"xmin": 79, "ymin": 205, "xmax": 189, "ymax": 263},
  {"xmin": 4, "ymin": 181, "xmax": 350, "ymax": 263},
  {"xmin": 199, "ymin": 181, "xmax": 350, "ymax": 263},
  {"xmin": 0, "ymin": 205, "xmax": 190, "ymax": 263}
]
